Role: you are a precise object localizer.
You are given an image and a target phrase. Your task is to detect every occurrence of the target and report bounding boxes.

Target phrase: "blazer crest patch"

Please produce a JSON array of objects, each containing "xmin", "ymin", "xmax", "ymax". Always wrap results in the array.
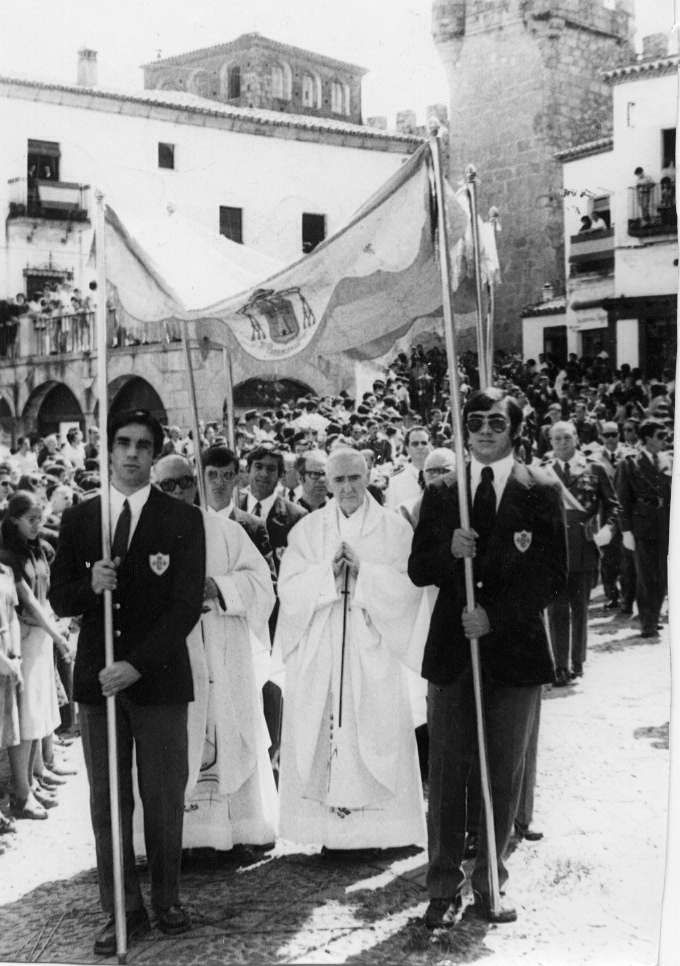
[
  {"xmin": 514, "ymin": 530, "xmax": 532, "ymax": 553},
  {"xmin": 149, "ymin": 552, "xmax": 170, "ymax": 576}
]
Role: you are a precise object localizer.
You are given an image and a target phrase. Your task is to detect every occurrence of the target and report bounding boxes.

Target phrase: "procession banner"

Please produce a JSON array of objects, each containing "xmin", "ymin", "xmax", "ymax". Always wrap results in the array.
[{"xmin": 101, "ymin": 143, "xmax": 475, "ymax": 366}]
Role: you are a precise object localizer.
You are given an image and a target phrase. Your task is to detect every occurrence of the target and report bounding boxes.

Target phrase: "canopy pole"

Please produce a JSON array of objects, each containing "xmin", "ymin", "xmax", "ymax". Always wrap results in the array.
[
  {"xmin": 94, "ymin": 192, "xmax": 127, "ymax": 964},
  {"xmin": 181, "ymin": 323, "xmax": 206, "ymax": 508},
  {"xmin": 486, "ymin": 206, "xmax": 501, "ymax": 382},
  {"xmin": 222, "ymin": 346, "xmax": 236, "ymax": 451},
  {"xmin": 429, "ymin": 133, "xmax": 502, "ymax": 919},
  {"xmin": 464, "ymin": 165, "xmax": 490, "ymax": 389}
]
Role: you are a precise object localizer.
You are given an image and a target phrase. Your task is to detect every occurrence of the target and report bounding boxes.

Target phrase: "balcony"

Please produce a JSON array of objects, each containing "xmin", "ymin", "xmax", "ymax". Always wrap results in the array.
[
  {"xmin": 7, "ymin": 177, "xmax": 90, "ymax": 222},
  {"xmin": 628, "ymin": 182, "xmax": 677, "ymax": 238},
  {"xmin": 569, "ymin": 226, "xmax": 615, "ymax": 276}
]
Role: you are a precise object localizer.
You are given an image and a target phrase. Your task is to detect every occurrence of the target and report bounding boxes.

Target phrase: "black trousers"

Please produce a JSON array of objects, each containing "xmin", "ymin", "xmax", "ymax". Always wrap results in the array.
[
  {"xmin": 634, "ymin": 535, "xmax": 668, "ymax": 634},
  {"xmin": 426, "ymin": 668, "xmax": 541, "ymax": 900},
  {"xmin": 80, "ymin": 696, "xmax": 188, "ymax": 915},
  {"xmin": 548, "ymin": 570, "xmax": 593, "ymax": 671},
  {"xmin": 600, "ymin": 533, "xmax": 635, "ymax": 609}
]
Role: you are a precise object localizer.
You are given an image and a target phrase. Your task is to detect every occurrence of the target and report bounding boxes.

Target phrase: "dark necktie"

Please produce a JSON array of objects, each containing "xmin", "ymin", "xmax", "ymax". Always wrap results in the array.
[
  {"xmin": 253, "ymin": 501, "xmax": 262, "ymax": 517},
  {"xmin": 417, "ymin": 470, "xmax": 425, "ymax": 491},
  {"xmin": 288, "ymin": 488, "xmax": 296, "ymax": 502},
  {"xmin": 472, "ymin": 467, "xmax": 496, "ymax": 547},
  {"xmin": 111, "ymin": 499, "xmax": 131, "ymax": 562},
  {"xmin": 562, "ymin": 461, "xmax": 572, "ymax": 486}
]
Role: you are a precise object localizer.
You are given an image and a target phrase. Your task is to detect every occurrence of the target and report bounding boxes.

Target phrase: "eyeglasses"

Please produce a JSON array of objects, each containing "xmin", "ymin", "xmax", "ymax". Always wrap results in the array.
[
  {"xmin": 0, "ymin": 480, "xmax": 11, "ymax": 488},
  {"xmin": 601, "ymin": 432, "xmax": 619, "ymax": 438},
  {"xmin": 303, "ymin": 470, "xmax": 326, "ymax": 480},
  {"xmin": 654, "ymin": 432, "xmax": 668, "ymax": 440},
  {"xmin": 466, "ymin": 414, "xmax": 509, "ymax": 434},
  {"xmin": 425, "ymin": 466, "xmax": 453, "ymax": 478},
  {"xmin": 205, "ymin": 468, "xmax": 238, "ymax": 482},
  {"xmin": 158, "ymin": 475, "xmax": 195, "ymax": 493}
]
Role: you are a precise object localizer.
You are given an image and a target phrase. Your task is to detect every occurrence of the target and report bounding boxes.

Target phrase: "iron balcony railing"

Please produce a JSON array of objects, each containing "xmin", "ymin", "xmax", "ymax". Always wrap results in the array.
[
  {"xmin": 8, "ymin": 177, "xmax": 90, "ymax": 222},
  {"xmin": 569, "ymin": 226, "xmax": 615, "ymax": 276},
  {"xmin": 628, "ymin": 181, "xmax": 677, "ymax": 237}
]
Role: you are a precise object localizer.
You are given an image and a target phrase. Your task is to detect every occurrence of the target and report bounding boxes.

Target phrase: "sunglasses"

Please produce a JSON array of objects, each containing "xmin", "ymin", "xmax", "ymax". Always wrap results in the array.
[
  {"xmin": 466, "ymin": 414, "xmax": 509, "ymax": 434},
  {"xmin": 158, "ymin": 475, "xmax": 195, "ymax": 493}
]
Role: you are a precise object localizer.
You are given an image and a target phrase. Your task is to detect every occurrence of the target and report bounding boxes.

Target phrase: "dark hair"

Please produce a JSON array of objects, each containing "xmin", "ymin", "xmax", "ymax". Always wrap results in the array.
[
  {"xmin": 16, "ymin": 473, "xmax": 43, "ymax": 492},
  {"xmin": 404, "ymin": 426, "xmax": 431, "ymax": 447},
  {"xmin": 107, "ymin": 409, "xmax": 164, "ymax": 457},
  {"xmin": 639, "ymin": 418, "xmax": 666, "ymax": 443},
  {"xmin": 0, "ymin": 490, "xmax": 42, "ymax": 579},
  {"xmin": 245, "ymin": 444, "xmax": 284, "ymax": 476},
  {"xmin": 66, "ymin": 427, "xmax": 80, "ymax": 444},
  {"xmin": 463, "ymin": 388, "xmax": 523, "ymax": 439},
  {"xmin": 200, "ymin": 445, "xmax": 239, "ymax": 472}
]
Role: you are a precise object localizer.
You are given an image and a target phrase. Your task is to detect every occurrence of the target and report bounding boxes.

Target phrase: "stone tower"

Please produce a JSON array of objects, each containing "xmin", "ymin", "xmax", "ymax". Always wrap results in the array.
[{"xmin": 432, "ymin": 0, "xmax": 634, "ymax": 351}]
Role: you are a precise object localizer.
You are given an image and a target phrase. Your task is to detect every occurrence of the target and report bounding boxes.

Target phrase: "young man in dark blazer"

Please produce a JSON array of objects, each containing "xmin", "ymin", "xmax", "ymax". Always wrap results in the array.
[
  {"xmin": 49, "ymin": 410, "xmax": 206, "ymax": 957},
  {"xmin": 409, "ymin": 388, "xmax": 567, "ymax": 929}
]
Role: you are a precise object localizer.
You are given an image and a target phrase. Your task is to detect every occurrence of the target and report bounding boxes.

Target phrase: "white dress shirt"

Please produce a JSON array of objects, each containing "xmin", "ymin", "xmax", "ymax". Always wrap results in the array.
[
  {"xmin": 246, "ymin": 490, "xmax": 278, "ymax": 519},
  {"xmin": 470, "ymin": 452, "xmax": 515, "ymax": 504},
  {"xmin": 109, "ymin": 484, "xmax": 151, "ymax": 550}
]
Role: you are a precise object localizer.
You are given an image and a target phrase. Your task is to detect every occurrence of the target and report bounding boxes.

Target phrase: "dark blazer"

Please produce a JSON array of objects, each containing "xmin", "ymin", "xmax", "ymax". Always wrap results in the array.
[
  {"xmin": 49, "ymin": 486, "xmax": 206, "ymax": 706},
  {"xmin": 409, "ymin": 460, "xmax": 567, "ymax": 687},
  {"xmin": 229, "ymin": 506, "xmax": 277, "ymax": 584},
  {"xmin": 543, "ymin": 455, "xmax": 620, "ymax": 572},
  {"xmin": 238, "ymin": 493, "xmax": 307, "ymax": 572},
  {"xmin": 616, "ymin": 449, "xmax": 672, "ymax": 543}
]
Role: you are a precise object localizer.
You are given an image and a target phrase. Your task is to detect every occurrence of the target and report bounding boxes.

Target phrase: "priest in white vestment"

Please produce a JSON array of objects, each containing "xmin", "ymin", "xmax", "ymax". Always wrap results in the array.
[
  {"xmin": 147, "ymin": 456, "xmax": 278, "ymax": 851},
  {"xmin": 274, "ymin": 448, "xmax": 426, "ymax": 850}
]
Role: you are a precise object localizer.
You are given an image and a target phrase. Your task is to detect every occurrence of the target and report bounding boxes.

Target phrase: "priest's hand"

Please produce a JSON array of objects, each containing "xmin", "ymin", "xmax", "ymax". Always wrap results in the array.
[
  {"xmin": 462, "ymin": 605, "xmax": 491, "ymax": 639},
  {"xmin": 99, "ymin": 660, "xmax": 142, "ymax": 698},
  {"xmin": 333, "ymin": 542, "xmax": 360, "ymax": 580},
  {"xmin": 451, "ymin": 527, "xmax": 478, "ymax": 558}
]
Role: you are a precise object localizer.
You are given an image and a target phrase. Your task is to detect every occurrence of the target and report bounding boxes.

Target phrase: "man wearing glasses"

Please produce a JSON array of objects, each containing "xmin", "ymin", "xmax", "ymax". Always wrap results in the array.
[
  {"xmin": 49, "ymin": 410, "xmax": 205, "ymax": 956},
  {"xmin": 296, "ymin": 450, "xmax": 328, "ymax": 513},
  {"xmin": 152, "ymin": 454, "xmax": 277, "ymax": 851},
  {"xmin": 409, "ymin": 388, "xmax": 567, "ymax": 928},
  {"xmin": 616, "ymin": 418, "xmax": 672, "ymax": 639}
]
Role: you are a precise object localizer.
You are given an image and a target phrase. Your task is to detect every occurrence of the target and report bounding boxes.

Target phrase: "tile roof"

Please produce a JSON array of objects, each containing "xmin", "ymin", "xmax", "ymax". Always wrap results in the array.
[
  {"xmin": 522, "ymin": 295, "xmax": 567, "ymax": 317},
  {"xmin": 603, "ymin": 54, "xmax": 680, "ymax": 83},
  {"xmin": 0, "ymin": 73, "xmax": 421, "ymax": 146},
  {"xmin": 142, "ymin": 32, "xmax": 367, "ymax": 75},
  {"xmin": 555, "ymin": 137, "xmax": 613, "ymax": 163}
]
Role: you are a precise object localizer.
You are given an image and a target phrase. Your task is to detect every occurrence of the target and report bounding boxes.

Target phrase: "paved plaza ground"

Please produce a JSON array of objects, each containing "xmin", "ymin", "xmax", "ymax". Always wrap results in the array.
[{"xmin": 0, "ymin": 587, "xmax": 672, "ymax": 966}]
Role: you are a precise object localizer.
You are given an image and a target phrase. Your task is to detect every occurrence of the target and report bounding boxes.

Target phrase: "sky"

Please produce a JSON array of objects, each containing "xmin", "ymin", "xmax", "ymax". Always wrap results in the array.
[{"xmin": 0, "ymin": 0, "xmax": 675, "ymax": 126}]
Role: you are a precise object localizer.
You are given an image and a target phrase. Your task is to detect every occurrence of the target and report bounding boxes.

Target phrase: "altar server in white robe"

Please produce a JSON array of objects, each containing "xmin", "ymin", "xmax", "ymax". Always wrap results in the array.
[
  {"xmin": 151, "ymin": 455, "xmax": 278, "ymax": 850},
  {"xmin": 274, "ymin": 447, "xmax": 426, "ymax": 850}
]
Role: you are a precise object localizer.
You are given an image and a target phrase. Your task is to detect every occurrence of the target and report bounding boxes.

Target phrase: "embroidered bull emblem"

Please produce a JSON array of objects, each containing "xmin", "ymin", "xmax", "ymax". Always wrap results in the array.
[
  {"xmin": 514, "ymin": 531, "xmax": 532, "ymax": 553},
  {"xmin": 149, "ymin": 553, "xmax": 170, "ymax": 576},
  {"xmin": 238, "ymin": 287, "xmax": 316, "ymax": 344}
]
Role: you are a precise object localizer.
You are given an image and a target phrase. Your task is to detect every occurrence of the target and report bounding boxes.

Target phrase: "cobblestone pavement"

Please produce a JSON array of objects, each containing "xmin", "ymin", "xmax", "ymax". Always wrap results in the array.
[{"xmin": 0, "ymin": 588, "xmax": 671, "ymax": 965}]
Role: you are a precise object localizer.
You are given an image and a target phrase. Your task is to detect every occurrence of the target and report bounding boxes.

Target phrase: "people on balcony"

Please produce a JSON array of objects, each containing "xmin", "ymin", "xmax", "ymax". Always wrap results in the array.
[{"xmin": 634, "ymin": 166, "xmax": 654, "ymax": 225}]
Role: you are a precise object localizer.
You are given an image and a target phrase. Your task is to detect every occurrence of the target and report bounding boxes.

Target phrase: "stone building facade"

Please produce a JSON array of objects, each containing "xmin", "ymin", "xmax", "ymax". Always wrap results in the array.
[
  {"xmin": 432, "ymin": 0, "xmax": 635, "ymax": 351},
  {"xmin": 143, "ymin": 33, "xmax": 365, "ymax": 125}
]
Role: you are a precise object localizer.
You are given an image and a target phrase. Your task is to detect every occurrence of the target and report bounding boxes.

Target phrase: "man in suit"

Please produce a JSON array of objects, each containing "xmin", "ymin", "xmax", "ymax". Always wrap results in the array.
[
  {"xmin": 239, "ymin": 443, "xmax": 307, "ymax": 775},
  {"xmin": 240, "ymin": 443, "xmax": 307, "ymax": 572},
  {"xmin": 409, "ymin": 388, "xmax": 566, "ymax": 929},
  {"xmin": 597, "ymin": 421, "xmax": 636, "ymax": 613},
  {"xmin": 295, "ymin": 449, "xmax": 328, "ymax": 513},
  {"xmin": 542, "ymin": 421, "xmax": 620, "ymax": 684},
  {"xmin": 616, "ymin": 417, "xmax": 672, "ymax": 638},
  {"xmin": 49, "ymin": 410, "xmax": 206, "ymax": 957}
]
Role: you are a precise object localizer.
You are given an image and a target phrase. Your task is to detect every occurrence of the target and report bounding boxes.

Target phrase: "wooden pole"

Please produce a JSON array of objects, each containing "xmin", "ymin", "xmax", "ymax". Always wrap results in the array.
[
  {"xmin": 464, "ymin": 165, "xmax": 490, "ymax": 389},
  {"xmin": 222, "ymin": 346, "xmax": 236, "ymax": 451},
  {"xmin": 94, "ymin": 192, "xmax": 127, "ymax": 964},
  {"xmin": 429, "ymin": 133, "xmax": 502, "ymax": 918},
  {"xmin": 181, "ymin": 323, "xmax": 206, "ymax": 508}
]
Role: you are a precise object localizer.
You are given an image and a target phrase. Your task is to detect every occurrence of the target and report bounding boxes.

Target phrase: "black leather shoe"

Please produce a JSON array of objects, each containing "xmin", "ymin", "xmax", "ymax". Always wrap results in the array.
[
  {"xmin": 570, "ymin": 663, "xmax": 583, "ymax": 679},
  {"xmin": 94, "ymin": 908, "xmax": 150, "ymax": 957},
  {"xmin": 472, "ymin": 891, "xmax": 517, "ymax": 923},
  {"xmin": 619, "ymin": 606, "xmax": 633, "ymax": 616},
  {"xmin": 514, "ymin": 822, "xmax": 544, "ymax": 841},
  {"xmin": 553, "ymin": 667, "xmax": 571, "ymax": 687},
  {"xmin": 424, "ymin": 895, "xmax": 462, "ymax": 929},
  {"xmin": 640, "ymin": 630, "xmax": 660, "ymax": 639},
  {"xmin": 604, "ymin": 598, "xmax": 619, "ymax": 610},
  {"xmin": 157, "ymin": 904, "xmax": 191, "ymax": 935}
]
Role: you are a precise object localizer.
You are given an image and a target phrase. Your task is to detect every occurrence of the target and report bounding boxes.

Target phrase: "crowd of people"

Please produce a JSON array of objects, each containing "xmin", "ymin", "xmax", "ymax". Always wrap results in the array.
[
  {"xmin": 0, "ymin": 281, "xmax": 96, "ymax": 358},
  {"xmin": 0, "ymin": 343, "xmax": 673, "ymax": 950}
]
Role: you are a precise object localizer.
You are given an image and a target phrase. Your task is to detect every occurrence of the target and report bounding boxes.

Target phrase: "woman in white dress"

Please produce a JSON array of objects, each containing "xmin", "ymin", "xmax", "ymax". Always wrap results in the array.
[{"xmin": 0, "ymin": 491, "xmax": 71, "ymax": 819}]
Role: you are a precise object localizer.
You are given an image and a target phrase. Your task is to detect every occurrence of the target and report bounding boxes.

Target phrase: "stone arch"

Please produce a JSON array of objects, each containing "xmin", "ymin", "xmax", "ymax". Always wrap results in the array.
[
  {"xmin": 269, "ymin": 60, "xmax": 292, "ymax": 100},
  {"xmin": 233, "ymin": 377, "xmax": 316, "ymax": 411},
  {"xmin": 0, "ymin": 396, "xmax": 14, "ymax": 444},
  {"xmin": 22, "ymin": 380, "xmax": 84, "ymax": 438},
  {"xmin": 301, "ymin": 71, "xmax": 322, "ymax": 109},
  {"xmin": 104, "ymin": 375, "xmax": 168, "ymax": 426},
  {"xmin": 220, "ymin": 62, "xmax": 242, "ymax": 100},
  {"xmin": 188, "ymin": 68, "xmax": 218, "ymax": 99}
]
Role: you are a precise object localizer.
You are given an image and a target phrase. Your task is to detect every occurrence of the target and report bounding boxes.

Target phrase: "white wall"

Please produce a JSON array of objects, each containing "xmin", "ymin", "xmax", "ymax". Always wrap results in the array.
[
  {"xmin": 611, "ymin": 69, "xmax": 679, "ymax": 249},
  {"xmin": 0, "ymin": 91, "xmax": 412, "ymax": 297}
]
